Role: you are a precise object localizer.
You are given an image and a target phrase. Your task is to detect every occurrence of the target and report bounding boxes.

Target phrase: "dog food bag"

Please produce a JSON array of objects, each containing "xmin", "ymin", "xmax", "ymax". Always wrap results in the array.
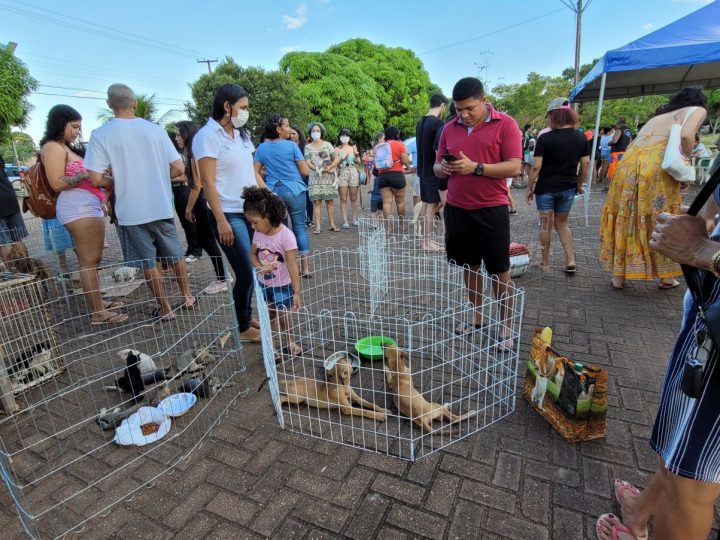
[{"xmin": 523, "ymin": 328, "xmax": 607, "ymax": 442}]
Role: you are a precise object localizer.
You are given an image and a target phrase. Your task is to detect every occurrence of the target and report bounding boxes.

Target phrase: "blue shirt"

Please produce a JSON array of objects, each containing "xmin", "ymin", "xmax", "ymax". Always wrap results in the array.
[{"xmin": 254, "ymin": 139, "xmax": 306, "ymax": 196}]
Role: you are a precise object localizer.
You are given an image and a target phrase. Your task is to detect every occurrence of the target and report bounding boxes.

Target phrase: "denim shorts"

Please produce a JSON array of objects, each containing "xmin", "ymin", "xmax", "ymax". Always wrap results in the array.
[
  {"xmin": 116, "ymin": 219, "xmax": 185, "ymax": 269},
  {"xmin": 259, "ymin": 283, "xmax": 294, "ymax": 309},
  {"xmin": 535, "ymin": 188, "xmax": 577, "ymax": 213}
]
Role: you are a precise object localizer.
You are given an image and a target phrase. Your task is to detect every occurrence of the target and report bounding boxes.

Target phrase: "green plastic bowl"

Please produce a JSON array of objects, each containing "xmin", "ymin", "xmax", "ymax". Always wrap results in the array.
[{"xmin": 354, "ymin": 336, "xmax": 397, "ymax": 361}]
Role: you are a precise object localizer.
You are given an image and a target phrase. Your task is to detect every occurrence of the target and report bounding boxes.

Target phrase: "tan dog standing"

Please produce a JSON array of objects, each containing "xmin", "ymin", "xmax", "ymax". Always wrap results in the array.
[
  {"xmin": 279, "ymin": 357, "xmax": 388, "ymax": 421},
  {"xmin": 383, "ymin": 345, "xmax": 476, "ymax": 433}
]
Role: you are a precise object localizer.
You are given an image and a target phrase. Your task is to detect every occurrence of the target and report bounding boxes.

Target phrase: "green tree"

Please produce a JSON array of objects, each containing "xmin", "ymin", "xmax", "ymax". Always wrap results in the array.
[
  {"xmin": 326, "ymin": 38, "xmax": 439, "ymax": 137},
  {"xmin": 0, "ymin": 131, "xmax": 36, "ymax": 164},
  {"xmin": 492, "ymin": 72, "xmax": 572, "ymax": 127},
  {"xmin": 280, "ymin": 51, "xmax": 385, "ymax": 145},
  {"xmin": 0, "ymin": 44, "xmax": 38, "ymax": 142},
  {"xmin": 187, "ymin": 58, "xmax": 310, "ymax": 142},
  {"xmin": 98, "ymin": 94, "xmax": 163, "ymax": 123}
]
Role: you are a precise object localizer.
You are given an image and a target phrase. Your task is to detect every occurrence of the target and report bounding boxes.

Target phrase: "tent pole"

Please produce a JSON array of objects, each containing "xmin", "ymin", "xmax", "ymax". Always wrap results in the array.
[{"xmin": 585, "ymin": 71, "xmax": 606, "ymax": 226}]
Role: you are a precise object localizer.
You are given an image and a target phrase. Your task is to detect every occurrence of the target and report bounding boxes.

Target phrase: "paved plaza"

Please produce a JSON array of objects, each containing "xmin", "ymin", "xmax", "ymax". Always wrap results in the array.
[{"xmin": 0, "ymin": 186, "xmax": 717, "ymax": 539}]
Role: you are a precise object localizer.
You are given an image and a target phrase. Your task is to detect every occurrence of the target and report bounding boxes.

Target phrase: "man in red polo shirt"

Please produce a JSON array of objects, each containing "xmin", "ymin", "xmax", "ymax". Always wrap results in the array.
[{"xmin": 434, "ymin": 77, "xmax": 522, "ymax": 346}]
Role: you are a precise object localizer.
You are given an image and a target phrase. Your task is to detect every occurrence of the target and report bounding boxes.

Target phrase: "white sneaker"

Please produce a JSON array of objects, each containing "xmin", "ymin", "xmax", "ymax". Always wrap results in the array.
[
  {"xmin": 185, "ymin": 255, "xmax": 199, "ymax": 263},
  {"xmin": 204, "ymin": 280, "xmax": 229, "ymax": 294}
]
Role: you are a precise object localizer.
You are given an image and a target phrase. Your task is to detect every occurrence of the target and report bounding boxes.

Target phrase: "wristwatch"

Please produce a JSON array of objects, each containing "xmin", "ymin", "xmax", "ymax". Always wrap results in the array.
[{"xmin": 473, "ymin": 163, "xmax": 485, "ymax": 176}]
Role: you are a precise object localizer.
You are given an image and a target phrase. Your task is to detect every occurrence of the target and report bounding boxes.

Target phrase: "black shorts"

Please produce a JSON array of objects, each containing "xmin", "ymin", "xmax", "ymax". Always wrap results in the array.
[
  {"xmin": 377, "ymin": 171, "xmax": 406, "ymax": 190},
  {"xmin": 420, "ymin": 176, "xmax": 442, "ymax": 204},
  {"xmin": 438, "ymin": 178, "xmax": 448, "ymax": 192},
  {"xmin": 444, "ymin": 203, "xmax": 510, "ymax": 274}
]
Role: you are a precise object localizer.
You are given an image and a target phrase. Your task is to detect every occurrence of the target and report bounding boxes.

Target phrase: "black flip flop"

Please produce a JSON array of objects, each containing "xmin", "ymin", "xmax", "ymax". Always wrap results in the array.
[{"xmin": 564, "ymin": 265, "xmax": 577, "ymax": 274}]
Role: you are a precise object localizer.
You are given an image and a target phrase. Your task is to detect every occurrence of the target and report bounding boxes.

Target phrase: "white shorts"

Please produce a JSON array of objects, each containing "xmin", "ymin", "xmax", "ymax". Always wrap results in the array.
[{"xmin": 56, "ymin": 188, "xmax": 104, "ymax": 225}]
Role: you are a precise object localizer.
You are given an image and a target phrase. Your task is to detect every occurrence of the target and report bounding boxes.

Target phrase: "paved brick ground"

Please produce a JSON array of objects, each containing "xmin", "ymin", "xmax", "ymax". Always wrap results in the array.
[{"xmin": 2, "ymin": 186, "xmax": 719, "ymax": 539}]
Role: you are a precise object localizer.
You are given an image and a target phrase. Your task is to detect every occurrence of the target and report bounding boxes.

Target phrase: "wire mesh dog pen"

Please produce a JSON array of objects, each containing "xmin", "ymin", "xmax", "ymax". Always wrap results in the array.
[
  {"xmin": 0, "ymin": 257, "xmax": 248, "ymax": 539},
  {"xmin": 257, "ymin": 237, "xmax": 525, "ymax": 461}
]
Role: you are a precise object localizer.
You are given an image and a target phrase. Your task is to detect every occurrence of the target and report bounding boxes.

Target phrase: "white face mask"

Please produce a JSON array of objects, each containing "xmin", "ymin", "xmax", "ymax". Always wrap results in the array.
[
  {"xmin": 340, "ymin": 135, "xmax": 350, "ymax": 144},
  {"xmin": 231, "ymin": 108, "xmax": 249, "ymax": 128},
  {"xmin": 310, "ymin": 131, "xmax": 321, "ymax": 141}
]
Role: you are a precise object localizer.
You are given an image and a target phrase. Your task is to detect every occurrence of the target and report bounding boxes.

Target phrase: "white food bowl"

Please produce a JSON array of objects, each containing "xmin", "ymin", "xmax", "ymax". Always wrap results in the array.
[
  {"xmin": 114, "ymin": 406, "xmax": 171, "ymax": 446},
  {"xmin": 157, "ymin": 392, "xmax": 197, "ymax": 417}
]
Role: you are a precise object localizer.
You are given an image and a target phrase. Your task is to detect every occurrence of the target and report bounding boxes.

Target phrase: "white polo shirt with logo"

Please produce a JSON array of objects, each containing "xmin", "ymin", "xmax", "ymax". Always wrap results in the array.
[{"xmin": 192, "ymin": 118, "xmax": 257, "ymax": 213}]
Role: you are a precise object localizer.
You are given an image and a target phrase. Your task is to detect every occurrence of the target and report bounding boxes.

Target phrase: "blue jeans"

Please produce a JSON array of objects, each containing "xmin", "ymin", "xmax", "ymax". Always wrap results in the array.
[
  {"xmin": 535, "ymin": 188, "xmax": 577, "ymax": 214},
  {"xmin": 274, "ymin": 184, "xmax": 310, "ymax": 255},
  {"xmin": 208, "ymin": 211, "xmax": 253, "ymax": 332}
]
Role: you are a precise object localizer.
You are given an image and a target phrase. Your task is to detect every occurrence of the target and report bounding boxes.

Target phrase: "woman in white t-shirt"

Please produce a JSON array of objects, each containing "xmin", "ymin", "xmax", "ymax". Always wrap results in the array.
[{"xmin": 193, "ymin": 84, "xmax": 266, "ymax": 343}]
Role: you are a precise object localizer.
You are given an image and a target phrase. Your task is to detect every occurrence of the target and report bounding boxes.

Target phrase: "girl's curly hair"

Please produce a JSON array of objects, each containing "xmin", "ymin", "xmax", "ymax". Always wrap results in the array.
[{"xmin": 242, "ymin": 187, "xmax": 287, "ymax": 227}]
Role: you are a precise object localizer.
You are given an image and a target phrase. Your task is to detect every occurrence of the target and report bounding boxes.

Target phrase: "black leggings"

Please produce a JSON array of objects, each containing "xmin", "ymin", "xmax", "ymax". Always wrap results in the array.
[
  {"xmin": 194, "ymin": 194, "xmax": 226, "ymax": 281},
  {"xmin": 172, "ymin": 184, "xmax": 200, "ymax": 257}
]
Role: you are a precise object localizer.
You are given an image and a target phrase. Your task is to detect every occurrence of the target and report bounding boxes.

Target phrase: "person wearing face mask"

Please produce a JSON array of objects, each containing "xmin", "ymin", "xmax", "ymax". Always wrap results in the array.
[
  {"xmin": 254, "ymin": 114, "xmax": 311, "ymax": 276},
  {"xmin": 334, "ymin": 128, "xmax": 361, "ymax": 228},
  {"xmin": 304, "ymin": 122, "xmax": 341, "ymax": 233},
  {"xmin": 288, "ymin": 125, "xmax": 313, "ymax": 228},
  {"xmin": 192, "ymin": 84, "xmax": 267, "ymax": 342}
]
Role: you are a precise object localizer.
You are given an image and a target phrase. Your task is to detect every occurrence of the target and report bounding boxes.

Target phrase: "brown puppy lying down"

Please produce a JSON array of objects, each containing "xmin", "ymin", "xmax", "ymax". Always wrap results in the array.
[
  {"xmin": 383, "ymin": 345, "xmax": 476, "ymax": 434},
  {"xmin": 279, "ymin": 357, "xmax": 389, "ymax": 421}
]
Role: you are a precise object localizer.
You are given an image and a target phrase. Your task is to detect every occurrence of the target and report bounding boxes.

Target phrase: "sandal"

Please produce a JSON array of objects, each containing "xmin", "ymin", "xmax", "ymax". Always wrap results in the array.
[
  {"xmin": 595, "ymin": 513, "xmax": 640, "ymax": 540},
  {"xmin": 91, "ymin": 311, "xmax": 129, "ymax": 325},
  {"xmin": 613, "ymin": 480, "xmax": 649, "ymax": 540},
  {"xmin": 301, "ymin": 272, "xmax": 313, "ymax": 279},
  {"xmin": 564, "ymin": 264, "xmax": 577, "ymax": 274},
  {"xmin": 330, "ymin": 227, "xmax": 340, "ymax": 232},
  {"xmin": 658, "ymin": 279, "xmax": 680, "ymax": 290},
  {"xmin": 313, "ymin": 229, "xmax": 321, "ymax": 234},
  {"xmin": 102, "ymin": 300, "xmax": 126, "ymax": 310},
  {"xmin": 151, "ymin": 307, "xmax": 176, "ymax": 322}
]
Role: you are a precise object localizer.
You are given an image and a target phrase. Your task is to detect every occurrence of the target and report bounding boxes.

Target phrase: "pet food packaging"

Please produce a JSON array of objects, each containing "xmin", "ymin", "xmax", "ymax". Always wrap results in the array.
[
  {"xmin": 509, "ymin": 242, "xmax": 530, "ymax": 278},
  {"xmin": 523, "ymin": 328, "xmax": 607, "ymax": 442}
]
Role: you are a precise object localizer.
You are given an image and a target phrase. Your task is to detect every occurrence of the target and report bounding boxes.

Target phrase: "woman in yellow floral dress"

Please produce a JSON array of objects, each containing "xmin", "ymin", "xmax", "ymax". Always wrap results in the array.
[{"xmin": 600, "ymin": 88, "xmax": 707, "ymax": 290}]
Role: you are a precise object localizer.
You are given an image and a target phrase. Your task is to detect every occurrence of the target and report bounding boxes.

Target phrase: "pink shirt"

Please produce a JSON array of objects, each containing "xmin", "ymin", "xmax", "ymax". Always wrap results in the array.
[
  {"xmin": 252, "ymin": 225, "xmax": 298, "ymax": 287},
  {"xmin": 436, "ymin": 104, "xmax": 522, "ymax": 210},
  {"xmin": 66, "ymin": 159, "xmax": 106, "ymax": 202}
]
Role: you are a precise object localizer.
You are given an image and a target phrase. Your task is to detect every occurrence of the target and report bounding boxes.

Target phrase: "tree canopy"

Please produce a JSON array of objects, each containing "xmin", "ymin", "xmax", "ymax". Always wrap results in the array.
[
  {"xmin": 187, "ymin": 58, "xmax": 310, "ymax": 142},
  {"xmin": 326, "ymin": 39, "xmax": 440, "ymax": 137},
  {"xmin": 0, "ymin": 45, "xmax": 38, "ymax": 143},
  {"xmin": 0, "ymin": 131, "xmax": 36, "ymax": 164},
  {"xmin": 279, "ymin": 51, "xmax": 385, "ymax": 144}
]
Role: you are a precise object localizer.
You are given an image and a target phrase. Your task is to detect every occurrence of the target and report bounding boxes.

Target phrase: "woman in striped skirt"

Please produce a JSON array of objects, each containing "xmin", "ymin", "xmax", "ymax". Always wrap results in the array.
[{"xmin": 596, "ymin": 186, "xmax": 720, "ymax": 540}]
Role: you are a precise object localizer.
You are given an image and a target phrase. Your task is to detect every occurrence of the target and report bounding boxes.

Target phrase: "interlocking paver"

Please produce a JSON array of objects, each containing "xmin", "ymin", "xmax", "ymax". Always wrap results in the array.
[{"xmin": 7, "ymin": 188, "xmax": 720, "ymax": 540}]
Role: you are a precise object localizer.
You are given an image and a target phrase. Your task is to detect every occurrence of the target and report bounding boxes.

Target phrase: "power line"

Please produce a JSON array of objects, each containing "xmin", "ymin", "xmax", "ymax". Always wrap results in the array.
[
  {"xmin": 20, "ymin": 52, "xmax": 189, "ymax": 88},
  {"xmin": 13, "ymin": 0, "xmax": 211, "ymax": 59},
  {"xmin": 37, "ymin": 85, "xmax": 186, "ymax": 104},
  {"xmin": 0, "ymin": 1, "xmax": 211, "ymax": 60},
  {"xmin": 32, "ymin": 91, "xmax": 185, "ymax": 107},
  {"xmin": 418, "ymin": 7, "xmax": 567, "ymax": 56}
]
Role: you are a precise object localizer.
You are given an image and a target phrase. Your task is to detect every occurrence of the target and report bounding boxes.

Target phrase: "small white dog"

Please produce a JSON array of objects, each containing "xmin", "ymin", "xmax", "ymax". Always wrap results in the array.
[{"xmin": 112, "ymin": 266, "xmax": 138, "ymax": 283}]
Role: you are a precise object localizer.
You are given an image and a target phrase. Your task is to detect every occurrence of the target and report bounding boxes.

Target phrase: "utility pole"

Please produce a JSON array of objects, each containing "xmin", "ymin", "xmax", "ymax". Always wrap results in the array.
[
  {"xmin": 560, "ymin": 0, "xmax": 591, "ymax": 86},
  {"xmin": 197, "ymin": 58, "xmax": 218, "ymax": 74}
]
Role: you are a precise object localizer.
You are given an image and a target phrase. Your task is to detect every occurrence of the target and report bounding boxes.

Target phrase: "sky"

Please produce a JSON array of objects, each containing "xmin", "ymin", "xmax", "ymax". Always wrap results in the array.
[{"xmin": 1, "ymin": 0, "xmax": 714, "ymax": 146}]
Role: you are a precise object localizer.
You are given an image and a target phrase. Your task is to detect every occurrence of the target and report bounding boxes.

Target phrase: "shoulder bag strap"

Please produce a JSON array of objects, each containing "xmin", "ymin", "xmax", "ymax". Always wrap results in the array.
[{"xmin": 682, "ymin": 163, "xmax": 720, "ymax": 308}]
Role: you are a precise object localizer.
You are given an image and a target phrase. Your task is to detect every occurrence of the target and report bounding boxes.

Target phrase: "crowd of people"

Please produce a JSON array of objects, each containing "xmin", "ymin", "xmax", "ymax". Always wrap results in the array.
[{"xmin": 0, "ymin": 75, "xmax": 719, "ymax": 539}]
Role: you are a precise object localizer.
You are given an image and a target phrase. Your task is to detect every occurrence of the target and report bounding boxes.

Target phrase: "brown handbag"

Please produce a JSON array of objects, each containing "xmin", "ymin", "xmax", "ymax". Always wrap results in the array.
[{"xmin": 22, "ymin": 150, "xmax": 67, "ymax": 219}]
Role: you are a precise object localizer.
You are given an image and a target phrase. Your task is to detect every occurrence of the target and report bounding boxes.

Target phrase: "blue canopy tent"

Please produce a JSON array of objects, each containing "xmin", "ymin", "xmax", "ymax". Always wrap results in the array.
[{"xmin": 568, "ymin": 0, "xmax": 720, "ymax": 220}]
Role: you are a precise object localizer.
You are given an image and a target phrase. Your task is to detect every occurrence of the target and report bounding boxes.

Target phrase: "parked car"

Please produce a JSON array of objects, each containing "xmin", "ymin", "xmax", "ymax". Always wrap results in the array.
[{"xmin": 4, "ymin": 164, "xmax": 26, "ymax": 198}]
